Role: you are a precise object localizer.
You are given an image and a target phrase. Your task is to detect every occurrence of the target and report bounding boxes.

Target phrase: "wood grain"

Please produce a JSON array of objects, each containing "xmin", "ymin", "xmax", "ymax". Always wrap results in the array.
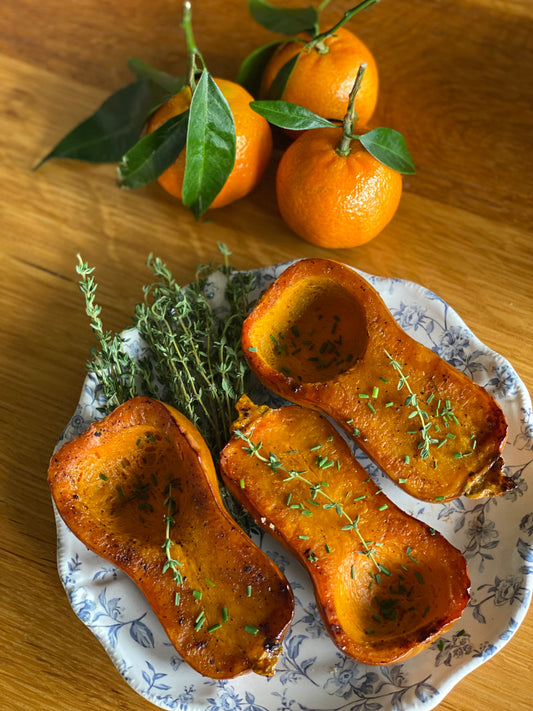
[{"xmin": 0, "ymin": 1, "xmax": 532, "ymax": 709}]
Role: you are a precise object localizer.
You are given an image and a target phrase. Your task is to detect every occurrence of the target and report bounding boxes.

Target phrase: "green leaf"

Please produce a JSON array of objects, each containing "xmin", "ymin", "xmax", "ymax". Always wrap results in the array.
[
  {"xmin": 35, "ymin": 78, "xmax": 177, "ymax": 168},
  {"xmin": 359, "ymin": 128, "xmax": 416, "ymax": 175},
  {"xmin": 248, "ymin": 0, "xmax": 318, "ymax": 35},
  {"xmin": 127, "ymin": 57, "xmax": 186, "ymax": 95},
  {"xmin": 250, "ymin": 100, "xmax": 336, "ymax": 130},
  {"xmin": 237, "ymin": 40, "xmax": 285, "ymax": 96},
  {"xmin": 264, "ymin": 53, "xmax": 300, "ymax": 99},
  {"xmin": 182, "ymin": 71, "xmax": 236, "ymax": 218},
  {"xmin": 117, "ymin": 110, "xmax": 189, "ymax": 189}
]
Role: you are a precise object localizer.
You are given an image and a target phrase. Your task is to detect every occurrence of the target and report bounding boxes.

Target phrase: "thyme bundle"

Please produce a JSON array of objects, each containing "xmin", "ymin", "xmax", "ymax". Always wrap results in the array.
[{"xmin": 76, "ymin": 243, "xmax": 257, "ymax": 467}]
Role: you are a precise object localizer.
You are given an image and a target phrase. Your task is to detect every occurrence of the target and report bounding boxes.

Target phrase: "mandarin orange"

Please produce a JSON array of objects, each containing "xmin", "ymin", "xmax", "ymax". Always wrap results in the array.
[
  {"xmin": 275, "ymin": 126, "xmax": 403, "ymax": 248},
  {"xmin": 147, "ymin": 78, "xmax": 273, "ymax": 209},
  {"xmin": 260, "ymin": 27, "xmax": 378, "ymax": 129}
]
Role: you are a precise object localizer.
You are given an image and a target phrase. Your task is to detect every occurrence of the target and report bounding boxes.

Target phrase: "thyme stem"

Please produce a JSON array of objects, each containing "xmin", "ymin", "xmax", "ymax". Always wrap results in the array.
[
  {"xmin": 384, "ymin": 349, "xmax": 438, "ymax": 460},
  {"xmin": 234, "ymin": 429, "xmax": 380, "ymax": 571}
]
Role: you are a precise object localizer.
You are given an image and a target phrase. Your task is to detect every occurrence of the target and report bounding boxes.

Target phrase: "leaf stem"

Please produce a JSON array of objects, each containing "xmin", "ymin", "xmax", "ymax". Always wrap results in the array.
[{"xmin": 309, "ymin": 0, "xmax": 379, "ymax": 49}]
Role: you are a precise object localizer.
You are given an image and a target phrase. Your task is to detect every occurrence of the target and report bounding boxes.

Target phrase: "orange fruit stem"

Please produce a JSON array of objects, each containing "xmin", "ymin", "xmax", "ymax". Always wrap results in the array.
[
  {"xmin": 336, "ymin": 62, "xmax": 367, "ymax": 157},
  {"xmin": 182, "ymin": 0, "xmax": 204, "ymax": 92}
]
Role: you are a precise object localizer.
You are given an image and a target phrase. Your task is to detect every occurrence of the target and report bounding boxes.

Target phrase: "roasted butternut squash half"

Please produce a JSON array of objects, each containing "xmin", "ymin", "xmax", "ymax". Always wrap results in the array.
[
  {"xmin": 220, "ymin": 395, "xmax": 471, "ymax": 666},
  {"xmin": 48, "ymin": 397, "xmax": 294, "ymax": 679},
  {"xmin": 242, "ymin": 258, "xmax": 511, "ymax": 502}
]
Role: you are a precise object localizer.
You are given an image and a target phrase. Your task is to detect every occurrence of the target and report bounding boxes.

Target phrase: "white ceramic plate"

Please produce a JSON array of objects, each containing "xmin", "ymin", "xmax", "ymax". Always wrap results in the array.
[{"xmin": 52, "ymin": 262, "xmax": 533, "ymax": 711}]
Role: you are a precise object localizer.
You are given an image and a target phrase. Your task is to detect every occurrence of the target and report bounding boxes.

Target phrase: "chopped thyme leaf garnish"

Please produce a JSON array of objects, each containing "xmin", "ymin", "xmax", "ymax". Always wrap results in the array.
[{"xmin": 406, "ymin": 547, "xmax": 418, "ymax": 564}]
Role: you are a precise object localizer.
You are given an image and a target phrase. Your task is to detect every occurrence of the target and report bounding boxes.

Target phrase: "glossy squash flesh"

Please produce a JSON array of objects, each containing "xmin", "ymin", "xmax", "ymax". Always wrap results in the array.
[
  {"xmin": 48, "ymin": 397, "xmax": 294, "ymax": 679},
  {"xmin": 242, "ymin": 258, "xmax": 511, "ymax": 502},
  {"xmin": 220, "ymin": 395, "xmax": 471, "ymax": 665}
]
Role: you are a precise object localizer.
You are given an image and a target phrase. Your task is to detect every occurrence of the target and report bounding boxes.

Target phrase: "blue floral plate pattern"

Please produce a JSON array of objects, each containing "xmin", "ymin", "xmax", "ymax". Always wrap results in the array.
[{"xmin": 52, "ymin": 263, "xmax": 533, "ymax": 711}]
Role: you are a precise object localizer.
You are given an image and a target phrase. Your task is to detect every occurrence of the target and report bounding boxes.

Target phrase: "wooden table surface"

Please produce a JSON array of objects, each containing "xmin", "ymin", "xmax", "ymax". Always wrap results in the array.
[{"xmin": 1, "ymin": 0, "xmax": 532, "ymax": 709}]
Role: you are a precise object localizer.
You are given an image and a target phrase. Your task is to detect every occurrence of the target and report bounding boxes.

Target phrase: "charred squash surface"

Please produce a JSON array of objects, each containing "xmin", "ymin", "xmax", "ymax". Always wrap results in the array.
[
  {"xmin": 220, "ymin": 396, "xmax": 471, "ymax": 666},
  {"xmin": 242, "ymin": 258, "xmax": 511, "ymax": 502},
  {"xmin": 48, "ymin": 397, "xmax": 294, "ymax": 679}
]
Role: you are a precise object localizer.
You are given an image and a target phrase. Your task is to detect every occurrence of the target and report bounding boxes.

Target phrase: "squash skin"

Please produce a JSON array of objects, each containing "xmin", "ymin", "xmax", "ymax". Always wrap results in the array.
[
  {"xmin": 242, "ymin": 258, "xmax": 512, "ymax": 502},
  {"xmin": 220, "ymin": 396, "xmax": 471, "ymax": 666},
  {"xmin": 48, "ymin": 397, "xmax": 294, "ymax": 679}
]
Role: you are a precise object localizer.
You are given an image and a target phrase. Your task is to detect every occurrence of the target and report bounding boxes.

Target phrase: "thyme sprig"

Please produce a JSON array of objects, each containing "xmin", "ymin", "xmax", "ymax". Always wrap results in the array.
[
  {"xmin": 77, "ymin": 244, "xmax": 256, "ymax": 464},
  {"xmin": 234, "ymin": 428, "xmax": 381, "ymax": 571},
  {"xmin": 384, "ymin": 349, "xmax": 439, "ymax": 460},
  {"xmin": 135, "ymin": 247, "xmax": 255, "ymax": 457},
  {"xmin": 76, "ymin": 257, "xmax": 138, "ymax": 409},
  {"xmin": 384, "ymin": 350, "xmax": 472, "ymax": 466},
  {"xmin": 162, "ymin": 481, "xmax": 185, "ymax": 599}
]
